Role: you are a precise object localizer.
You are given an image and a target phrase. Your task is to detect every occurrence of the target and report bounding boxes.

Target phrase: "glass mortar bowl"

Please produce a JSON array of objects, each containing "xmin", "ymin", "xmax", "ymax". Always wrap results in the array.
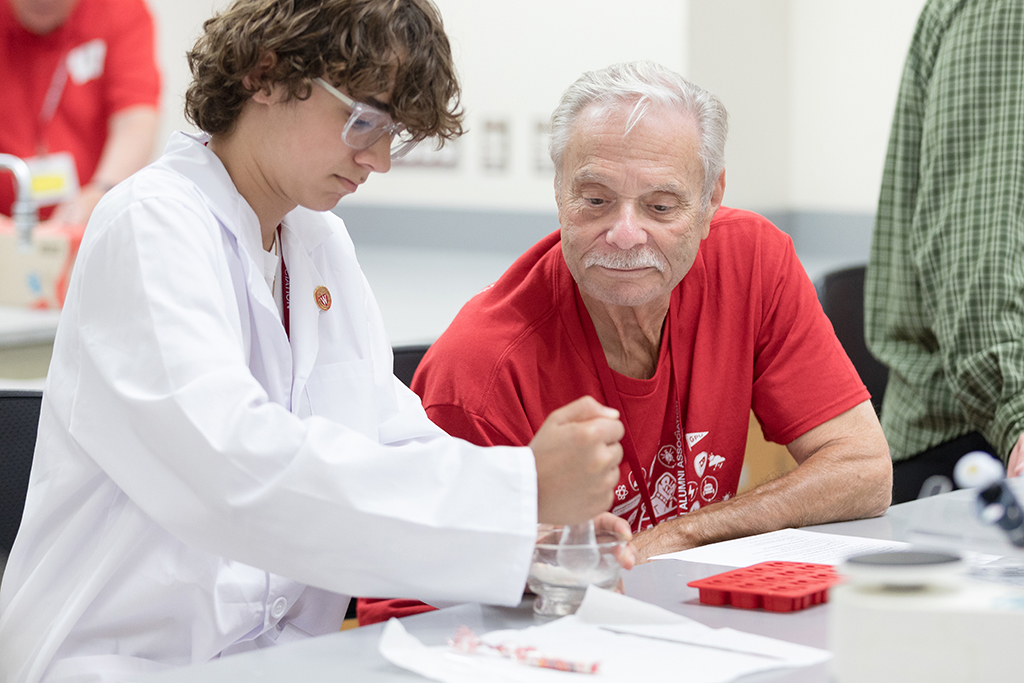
[{"xmin": 527, "ymin": 526, "xmax": 628, "ymax": 618}]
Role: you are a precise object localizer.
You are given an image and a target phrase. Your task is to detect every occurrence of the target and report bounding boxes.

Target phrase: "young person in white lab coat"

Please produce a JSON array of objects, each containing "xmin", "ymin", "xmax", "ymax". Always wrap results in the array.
[{"xmin": 0, "ymin": 1, "xmax": 629, "ymax": 681}]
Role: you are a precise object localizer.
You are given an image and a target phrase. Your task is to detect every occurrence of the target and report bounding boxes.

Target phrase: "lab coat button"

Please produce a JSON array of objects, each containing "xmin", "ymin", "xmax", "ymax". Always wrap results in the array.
[{"xmin": 271, "ymin": 597, "xmax": 288, "ymax": 619}]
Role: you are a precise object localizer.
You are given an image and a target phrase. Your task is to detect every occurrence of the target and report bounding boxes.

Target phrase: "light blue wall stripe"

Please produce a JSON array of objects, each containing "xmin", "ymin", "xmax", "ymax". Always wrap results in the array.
[
  {"xmin": 335, "ymin": 205, "xmax": 876, "ymax": 279},
  {"xmin": 334, "ymin": 205, "xmax": 560, "ymax": 254}
]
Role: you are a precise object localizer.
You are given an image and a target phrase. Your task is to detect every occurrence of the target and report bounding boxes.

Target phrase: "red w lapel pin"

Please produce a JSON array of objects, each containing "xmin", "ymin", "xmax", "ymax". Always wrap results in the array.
[{"xmin": 314, "ymin": 286, "xmax": 332, "ymax": 311}]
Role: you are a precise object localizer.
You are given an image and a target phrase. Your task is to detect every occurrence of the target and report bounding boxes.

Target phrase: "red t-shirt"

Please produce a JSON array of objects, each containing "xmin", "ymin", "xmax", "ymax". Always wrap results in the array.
[
  {"xmin": 0, "ymin": 0, "xmax": 160, "ymax": 217},
  {"xmin": 357, "ymin": 207, "xmax": 869, "ymax": 625}
]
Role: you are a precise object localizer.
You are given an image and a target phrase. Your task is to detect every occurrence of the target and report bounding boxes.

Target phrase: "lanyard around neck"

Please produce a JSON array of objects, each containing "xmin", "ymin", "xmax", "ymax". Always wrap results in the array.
[
  {"xmin": 278, "ymin": 225, "xmax": 290, "ymax": 338},
  {"xmin": 37, "ymin": 55, "xmax": 69, "ymax": 154},
  {"xmin": 574, "ymin": 285, "xmax": 667, "ymax": 527}
]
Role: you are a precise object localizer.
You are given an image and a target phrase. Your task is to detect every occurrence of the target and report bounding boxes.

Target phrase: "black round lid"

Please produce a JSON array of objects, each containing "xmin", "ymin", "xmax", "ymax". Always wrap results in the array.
[{"xmin": 846, "ymin": 551, "xmax": 962, "ymax": 567}]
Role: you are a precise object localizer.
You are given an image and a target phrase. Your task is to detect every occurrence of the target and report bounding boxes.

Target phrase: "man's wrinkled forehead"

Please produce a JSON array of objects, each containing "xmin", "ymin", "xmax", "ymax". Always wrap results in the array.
[
  {"xmin": 561, "ymin": 107, "xmax": 702, "ymax": 186},
  {"xmin": 559, "ymin": 99, "xmax": 700, "ymax": 170},
  {"xmin": 570, "ymin": 167, "xmax": 686, "ymax": 194}
]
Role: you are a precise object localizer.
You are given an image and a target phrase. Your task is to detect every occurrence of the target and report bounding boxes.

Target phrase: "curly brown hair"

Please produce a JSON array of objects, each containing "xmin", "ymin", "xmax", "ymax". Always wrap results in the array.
[{"xmin": 184, "ymin": 0, "xmax": 463, "ymax": 143}]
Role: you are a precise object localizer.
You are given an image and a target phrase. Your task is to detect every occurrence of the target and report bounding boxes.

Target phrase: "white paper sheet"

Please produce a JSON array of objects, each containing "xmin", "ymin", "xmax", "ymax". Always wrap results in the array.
[
  {"xmin": 378, "ymin": 585, "xmax": 830, "ymax": 683},
  {"xmin": 648, "ymin": 528, "xmax": 910, "ymax": 567}
]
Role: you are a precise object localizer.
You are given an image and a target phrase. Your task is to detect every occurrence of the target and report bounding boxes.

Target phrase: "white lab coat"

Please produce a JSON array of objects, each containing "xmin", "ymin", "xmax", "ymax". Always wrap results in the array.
[{"xmin": 0, "ymin": 132, "xmax": 537, "ymax": 683}]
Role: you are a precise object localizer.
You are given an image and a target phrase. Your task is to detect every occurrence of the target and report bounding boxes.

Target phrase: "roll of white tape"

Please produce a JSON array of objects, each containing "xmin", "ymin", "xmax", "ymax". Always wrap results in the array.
[{"xmin": 829, "ymin": 551, "xmax": 1024, "ymax": 682}]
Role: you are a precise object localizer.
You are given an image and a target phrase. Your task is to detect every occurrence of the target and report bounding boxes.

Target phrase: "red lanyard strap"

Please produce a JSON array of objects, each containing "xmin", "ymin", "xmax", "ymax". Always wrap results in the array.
[
  {"xmin": 278, "ymin": 225, "xmax": 290, "ymax": 338},
  {"xmin": 37, "ymin": 56, "xmax": 69, "ymax": 154},
  {"xmin": 574, "ymin": 286, "xmax": 661, "ymax": 527}
]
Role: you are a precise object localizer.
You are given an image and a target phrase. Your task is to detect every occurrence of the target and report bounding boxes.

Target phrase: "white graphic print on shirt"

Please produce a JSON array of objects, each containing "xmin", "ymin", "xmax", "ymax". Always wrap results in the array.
[{"xmin": 611, "ymin": 405, "xmax": 733, "ymax": 532}]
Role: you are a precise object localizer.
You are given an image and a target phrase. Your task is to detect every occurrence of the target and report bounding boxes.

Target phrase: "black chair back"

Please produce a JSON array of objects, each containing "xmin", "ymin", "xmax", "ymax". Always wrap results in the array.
[
  {"xmin": 393, "ymin": 344, "xmax": 431, "ymax": 388},
  {"xmin": 816, "ymin": 266, "xmax": 889, "ymax": 414},
  {"xmin": 0, "ymin": 390, "xmax": 42, "ymax": 554}
]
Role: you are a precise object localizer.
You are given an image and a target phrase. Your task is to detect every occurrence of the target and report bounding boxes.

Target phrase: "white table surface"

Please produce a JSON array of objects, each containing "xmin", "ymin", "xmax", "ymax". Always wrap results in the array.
[
  {"xmin": 0, "ymin": 306, "xmax": 60, "ymax": 347},
  {"xmin": 129, "ymin": 489, "xmax": 1018, "ymax": 683},
  {"xmin": 354, "ymin": 245, "xmax": 518, "ymax": 347}
]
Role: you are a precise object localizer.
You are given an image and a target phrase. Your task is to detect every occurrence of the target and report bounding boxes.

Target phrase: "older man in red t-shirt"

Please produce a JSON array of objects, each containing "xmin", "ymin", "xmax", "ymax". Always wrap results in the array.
[
  {"xmin": 359, "ymin": 61, "xmax": 892, "ymax": 625},
  {"xmin": 1, "ymin": 0, "xmax": 160, "ymax": 225}
]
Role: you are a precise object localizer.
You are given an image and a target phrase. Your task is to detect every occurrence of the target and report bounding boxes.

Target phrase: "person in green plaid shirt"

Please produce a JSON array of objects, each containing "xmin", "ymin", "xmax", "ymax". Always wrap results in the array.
[{"xmin": 865, "ymin": 0, "xmax": 1024, "ymax": 503}]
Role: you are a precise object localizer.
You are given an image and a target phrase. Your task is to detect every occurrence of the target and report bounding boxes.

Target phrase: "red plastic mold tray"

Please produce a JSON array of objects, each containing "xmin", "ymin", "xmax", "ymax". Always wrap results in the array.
[{"xmin": 687, "ymin": 561, "xmax": 842, "ymax": 612}]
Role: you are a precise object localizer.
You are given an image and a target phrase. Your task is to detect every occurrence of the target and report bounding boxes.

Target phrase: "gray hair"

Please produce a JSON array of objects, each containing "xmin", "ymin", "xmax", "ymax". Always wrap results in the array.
[{"xmin": 550, "ymin": 61, "xmax": 728, "ymax": 210}]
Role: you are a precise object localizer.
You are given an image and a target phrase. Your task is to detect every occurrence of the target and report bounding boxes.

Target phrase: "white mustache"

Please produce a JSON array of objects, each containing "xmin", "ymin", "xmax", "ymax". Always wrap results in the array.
[{"xmin": 584, "ymin": 247, "xmax": 666, "ymax": 272}]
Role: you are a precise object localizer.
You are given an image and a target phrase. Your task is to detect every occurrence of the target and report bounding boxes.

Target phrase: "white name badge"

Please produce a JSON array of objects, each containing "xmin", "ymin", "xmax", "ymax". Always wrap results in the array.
[
  {"xmin": 25, "ymin": 152, "xmax": 80, "ymax": 206},
  {"xmin": 66, "ymin": 39, "xmax": 107, "ymax": 85}
]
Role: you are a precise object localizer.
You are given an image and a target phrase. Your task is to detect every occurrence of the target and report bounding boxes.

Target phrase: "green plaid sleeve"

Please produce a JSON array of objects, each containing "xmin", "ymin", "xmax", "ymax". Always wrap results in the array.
[{"xmin": 866, "ymin": 0, "xmax": 1024, "ymax": 462}]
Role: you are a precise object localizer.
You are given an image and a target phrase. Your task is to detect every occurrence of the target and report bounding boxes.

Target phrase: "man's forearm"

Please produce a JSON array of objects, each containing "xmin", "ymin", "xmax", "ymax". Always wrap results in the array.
[
  {"xmin": 92, "ymin": 106, "xmax": 160, "ymax": 188},
  {"xmin": 632, "ymin": 402, "xmax": 892, "ymax": 560}
]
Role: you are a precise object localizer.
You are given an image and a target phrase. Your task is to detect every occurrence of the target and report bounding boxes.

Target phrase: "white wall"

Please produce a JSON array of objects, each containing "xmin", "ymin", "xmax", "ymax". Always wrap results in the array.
[
  {"xmin": 789, "ymin": 0, "xmax": 926, "ymax": 212},
  {"xmin": 147, "ymin": 0, "xmax": 225, "ymax": 152},
  {"xmin": 689, "ymin": 0, "xmax": 791, "ymax": 213},
  {"xmin": 352, "ymin": 0, "xmax": 688, "ymax": 212},
  {"xmin": 145, "ymin": 0, "xmax": 927, "ymax": 219},
  {"xmin": 690, "ymin": 0, "xmax": 925, "ymax": 214}
]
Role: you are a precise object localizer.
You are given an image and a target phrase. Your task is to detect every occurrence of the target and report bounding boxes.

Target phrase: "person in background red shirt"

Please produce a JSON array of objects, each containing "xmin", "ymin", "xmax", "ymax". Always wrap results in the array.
[
  {"xmin": 0, "ymin": 0, "xmax": 160, "ymax": 226},
  {"xmin": 358, "ymin": 61, "xmax": 893, "ymax": 625}
]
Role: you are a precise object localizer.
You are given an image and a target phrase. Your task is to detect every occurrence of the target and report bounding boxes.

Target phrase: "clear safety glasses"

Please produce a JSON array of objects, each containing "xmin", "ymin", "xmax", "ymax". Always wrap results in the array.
[{"xmin": 313, "ymin": 78, "xmax": 419, "ymax": 159}]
